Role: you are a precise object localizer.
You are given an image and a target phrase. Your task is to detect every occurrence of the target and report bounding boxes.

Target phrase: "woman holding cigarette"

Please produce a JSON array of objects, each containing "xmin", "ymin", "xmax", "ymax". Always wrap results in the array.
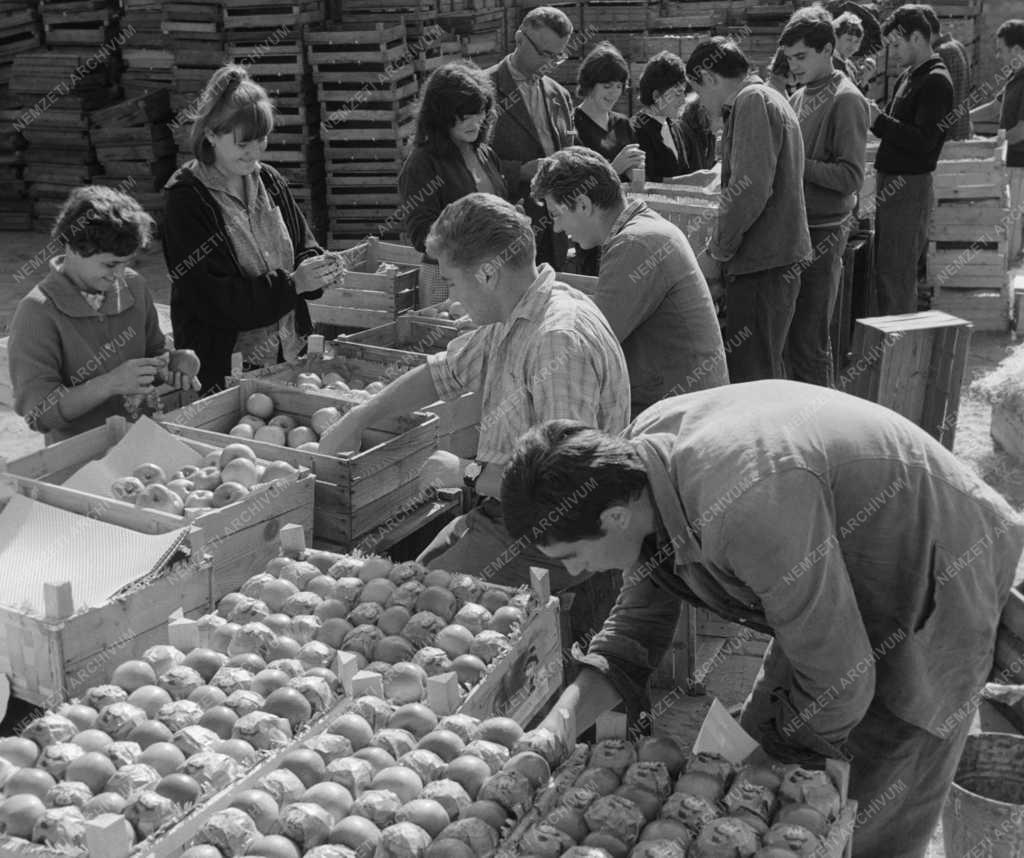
[
  {"xmin": 9, "ymin": 185, "xmax": 201, "ymax": 444},
  {"xmin": 163, "ymin": 63, "xmax": 340, "ymax": 394}
]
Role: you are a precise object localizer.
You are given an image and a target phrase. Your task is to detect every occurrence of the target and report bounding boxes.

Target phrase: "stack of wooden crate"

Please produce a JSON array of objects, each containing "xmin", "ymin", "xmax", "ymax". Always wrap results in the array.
[
  {"xmin": 308, "ymin": 25, "xmax": 417, "ymax": 249},
  {"xmin": 40, "ymin": 0, "xmax": 118, "ymax": 48},
  {"xmin": 929, "ymin": 138, "xmax": 1010, "ymax": 332},
  {"xmin": 90, "ymin": 90, "xmax": 176, "ymax": 226},
  {"xmin": 11, "ymin": 48, "xmax": 118, "ymax": 225},
  {"xmin": 434, "ymin": 7, "xmax": 507, "ymax": 70},
  {"xmin": 583, "ymin": 0, "xmax": 655, "ymax": 34},
  {"xmin": 335, "ymin": 0, "xmax": 437, "ymax": 35},
  {"xmin": 411, "ymin": 25, "xmax": 460, "ymax": 83},
  {"xmin": 651, "ymin": 0, "xmax": 730, "ymax": 31},
  {"xmin": 119, "ymin": 0, "xmax": 175, "ymax": 100},
  {"xmin": 225, "ymin": 35, "xmax": 327, "ymax": 243},
  {"xmin": 0, "ymin": 0, "xmax": 39, "ymax": 92},
  {"xmin": 161, "ymin": 0, "xmax": 225, "ymax": 119},
  {"xmin": 0, "ymin": 89, "xmax": 30, "ymax": 230}
]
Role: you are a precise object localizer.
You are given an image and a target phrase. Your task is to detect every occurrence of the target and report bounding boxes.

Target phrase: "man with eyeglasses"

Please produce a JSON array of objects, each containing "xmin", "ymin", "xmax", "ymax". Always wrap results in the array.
[{"xmin": 487, "ymin": 6, "xmax": 577, "ymax": 269}]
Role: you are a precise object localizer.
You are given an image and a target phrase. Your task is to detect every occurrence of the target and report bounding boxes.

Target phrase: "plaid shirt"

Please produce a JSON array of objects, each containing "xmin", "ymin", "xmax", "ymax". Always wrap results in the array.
[
  {"xmin": 935, "ymin": 36, "xmax": 972, "ymax": 140},
  {"xmin": 428, "ymin": 264, "xmax": 630, "ymax": 465}
]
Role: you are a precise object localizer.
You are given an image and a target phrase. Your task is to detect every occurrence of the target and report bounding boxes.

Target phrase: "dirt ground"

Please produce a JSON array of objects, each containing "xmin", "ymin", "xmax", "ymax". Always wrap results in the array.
[{"xmin": 2, "ymin": 228, "xmax": 1022, "ymax": 855}]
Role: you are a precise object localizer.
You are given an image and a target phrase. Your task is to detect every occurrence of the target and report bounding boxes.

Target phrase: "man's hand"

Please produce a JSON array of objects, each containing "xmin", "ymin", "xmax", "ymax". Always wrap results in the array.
[
  {"xmin": 316, "ymin": 408, "xmax": 367, "ymax": 456},
  {"xmin": 105, "ymin": 357, "xmax": 166, "ymax": 396},
  {"xmin": 293, "ymin": 254, "xmax": 342, "ymax": 295},
  {"xmin": 418, "ymin": 450, "xmax": 463, "ymax": 493},
  {"xmin": 610, "ymin": 144, "xmax": 645, "ymax": 176}
]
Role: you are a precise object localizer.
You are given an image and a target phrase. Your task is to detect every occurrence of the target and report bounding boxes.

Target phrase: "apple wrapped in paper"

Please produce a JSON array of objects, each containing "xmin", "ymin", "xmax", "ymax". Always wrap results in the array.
[
  {"xmin": 31, "ymin": 805, "xmax": 86, "ymax": 848},
  {"xmin": 195, "ymin": 807, "xmax": 260, "ymax": 857},
  {"xmin": 232, "ymin": 711, "xmax": 292, "ymax": 751},
  {"xmin": 691, "ymin": 816, "xmax": 762, "ymax": 858},
  {"xmin": 124, "ymin": 789, "xmax": 179, "ymax": 838}
]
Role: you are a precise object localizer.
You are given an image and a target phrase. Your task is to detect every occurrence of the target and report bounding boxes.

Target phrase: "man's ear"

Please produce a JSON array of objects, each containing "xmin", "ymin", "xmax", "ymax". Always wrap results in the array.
[{"xmin": 600, "ymin": 504, "xmax": 631, "ymax": 533}]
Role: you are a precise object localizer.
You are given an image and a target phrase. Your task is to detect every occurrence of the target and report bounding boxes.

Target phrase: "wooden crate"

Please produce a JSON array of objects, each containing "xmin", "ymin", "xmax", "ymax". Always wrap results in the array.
[
  {"xmin": 636, "ymin": 181, "xmax": 719, "ymax": 252},
  {"xmin": 0, "ymin": 487, "xmax": 212, "ymax": 706},
  {"xmin": 400, "ymin": 302, "xmax": 476, "ymax": 348},
  {"xmin": 5, "ymin": 417, "xmax": 315, "ymax": 600},
  {"xmin": 161, "ymin": 378, "xmax": 440, "ymax": 549},
  {"xmin": 844, "ymin": 311, "xmax": 972, "ymax": 450}
]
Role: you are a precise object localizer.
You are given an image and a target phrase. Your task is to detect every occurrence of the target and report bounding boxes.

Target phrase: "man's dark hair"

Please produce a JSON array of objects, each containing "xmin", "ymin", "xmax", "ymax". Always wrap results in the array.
[
  {"xmin": 414, "ymin": 61, "xmax": 495, "ymax": 156},
  {"xmin": 882, "ymin": 6, "xmax": 932, "ymax": 42},
  {"xmin": 531, "ymin": 146, "xmax": 624, "ymax": 211},
  {"xmin": 577, "ymin": 41, "xmax": 629, "ymax": 98},
  {"xmin": 770, "ymin": 46, "xmax": 791, "ymax": 78},
  {"xmin": 780, "ymin": 6, "xmax": 837, "ymax": 51},
  {"xmin": 53, "ymin": 185, "xmax": 154, "ymax": 257},
  {"xmin": 638, "ymin": 51, "xmax": 687, "ymax": 107},
  {"xmin": 920, "ymin": 6, "xmax": 942, "ymax": 39},
  {"xmin": 501, "ymin": 420, "xmax": 649, "ymax": 546},
  {"xmin": 834, "ymin": 12, "xmax": 865, "ymax": 39},
  {"xmin": 684, "ymin": 37, "xmax": 750, "ymax": 83},
  {"xmin": 997, "ymin": 19, "xmax": 1024, "ymax": 50},
  {"xmin": 521, "ymin": 5, "xmax": 573, "ymax": 39}
]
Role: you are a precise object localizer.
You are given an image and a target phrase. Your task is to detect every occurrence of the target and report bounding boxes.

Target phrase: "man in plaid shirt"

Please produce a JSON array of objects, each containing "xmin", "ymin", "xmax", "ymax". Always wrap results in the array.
[
  {"xmin": 319, "ymin": 192, "xmax": 630, "ymax": 638},
  {"xmin": 923, "ymin": 6, "xmax": 973, "ymax": 140}
]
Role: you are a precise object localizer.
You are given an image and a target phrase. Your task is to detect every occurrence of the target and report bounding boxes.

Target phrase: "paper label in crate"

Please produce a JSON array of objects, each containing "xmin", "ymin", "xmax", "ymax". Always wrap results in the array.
[
  {"xmin": 0, "ymin": 494, "xmax": 190, "ymax": 615},
  {"xmin": 693, "ymin": 698, "xmax": 760, "ymax": 764},
  {"xmin": 63, "ymin": 416, "xmax": 205, "ymax": 498}
]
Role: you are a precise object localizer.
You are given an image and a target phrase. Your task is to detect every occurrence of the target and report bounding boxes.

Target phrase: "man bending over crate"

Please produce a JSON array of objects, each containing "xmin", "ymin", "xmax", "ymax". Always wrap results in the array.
[
  {"xmin": 318, "ymin": 192, "xmax": 631, "ymax": 642},
  {"xmin": 500, "ymin": 382, "xmax": 1024, "ymax": 858}
]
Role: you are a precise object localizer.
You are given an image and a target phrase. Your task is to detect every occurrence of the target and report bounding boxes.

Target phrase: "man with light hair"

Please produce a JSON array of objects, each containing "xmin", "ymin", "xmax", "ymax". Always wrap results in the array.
[
  {"xmin": 319, "ymin": 192, "xmax": 629, "ymax": 639},
  {"xmin": 487, "ymin": 6, "xmax": 577, "ymax": 269}
]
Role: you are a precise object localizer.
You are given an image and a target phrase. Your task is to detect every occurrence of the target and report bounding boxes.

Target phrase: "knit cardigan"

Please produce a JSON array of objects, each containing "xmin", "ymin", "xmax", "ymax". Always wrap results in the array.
[{"xmin": 162, "ymin": 161, "xmax": 324, "ymax": 394}]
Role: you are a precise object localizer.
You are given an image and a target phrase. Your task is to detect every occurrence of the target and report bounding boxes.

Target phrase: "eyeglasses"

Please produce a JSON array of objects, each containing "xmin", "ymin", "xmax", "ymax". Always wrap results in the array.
[{"xmin": 520, "ymin": 28, "xmax": 568, "ymax": 65}]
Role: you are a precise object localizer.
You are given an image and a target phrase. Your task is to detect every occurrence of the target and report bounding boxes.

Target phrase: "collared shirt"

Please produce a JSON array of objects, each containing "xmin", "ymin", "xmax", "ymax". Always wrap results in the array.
[
  {"xmin": 193, "ymin": 160, "xmax": 300, "ymax": 365},
  {"xmin": 427, "ymin": 264, "xmax": 630, "ymax": 465},
  {"xmin": 578, "ymin": 382, "xmax": 1024, "ymax": 752},
  {"xmin": 508, "ymin": 58, "xmax": 557, "ymax": 155},
  {"xmin": 593, "ymin": 200, "xmax": 727, "ymax": 414}
]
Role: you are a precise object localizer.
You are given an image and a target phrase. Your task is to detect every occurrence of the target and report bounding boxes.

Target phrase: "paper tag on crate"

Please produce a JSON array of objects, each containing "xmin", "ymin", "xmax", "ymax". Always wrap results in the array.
[{"xmin": 693, "ymin": 698, "xmax": 760, "ymax": 765}]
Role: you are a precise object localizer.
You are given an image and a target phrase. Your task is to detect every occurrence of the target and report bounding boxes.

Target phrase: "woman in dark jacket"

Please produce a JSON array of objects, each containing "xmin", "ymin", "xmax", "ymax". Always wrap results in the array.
[
  {"xmin": 163, "ymin": 64, "xmax": 340, "ymax": 394},
  {"xmin": 398, "ymin": 61, "xmax": 508, "ymax": 254}
]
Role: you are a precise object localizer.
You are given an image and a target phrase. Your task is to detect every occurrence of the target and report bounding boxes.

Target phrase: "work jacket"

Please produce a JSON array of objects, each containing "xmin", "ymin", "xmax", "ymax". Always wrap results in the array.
[{"xmin": 579, "ymin": 381, "xmax": 1022, "ymax": 758}]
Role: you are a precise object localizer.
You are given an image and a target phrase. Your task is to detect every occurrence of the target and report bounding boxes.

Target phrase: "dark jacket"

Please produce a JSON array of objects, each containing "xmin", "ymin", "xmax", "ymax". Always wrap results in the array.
[
  {"xmin": 574, "ymin": 107, "xmax": 635, "ymax": 180},
  {"xmin": 163, "ymin": 162, "xmax": 323, "ymax": 394},
  {"xmin": 9, "ymin": 261, "xmax": 166, "ymax": 442},
  {"xmin": 631, "ymin": 105, "xmax": 715, "ymax": 182},
  {"xmin": 486, "ymin": 57, "xmax": 575, "ymax": 268},
  {"xmin": 579, "ymin": 382, "xmax": 1022, "ymax": 756},
  {"xmin": 398, "ymin": 143, "xmax": 508, "ymax": 253},
  {"xmin": 872, "ymin": 55, "xmax": 954, "ymax": 175}
]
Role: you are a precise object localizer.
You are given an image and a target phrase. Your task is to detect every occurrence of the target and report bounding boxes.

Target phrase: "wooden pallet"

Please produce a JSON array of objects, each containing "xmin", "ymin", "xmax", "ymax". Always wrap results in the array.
[
  {"xmin": 162, "ymin": 379, "xmax": 439, "ymax": 549},
  {"xmin": 5, "ymin": 416, "xmax": 316, "ymax": 601},
  {"xmin": 844, "ymin": 311, "xmax": 973, "ymax": 449}
]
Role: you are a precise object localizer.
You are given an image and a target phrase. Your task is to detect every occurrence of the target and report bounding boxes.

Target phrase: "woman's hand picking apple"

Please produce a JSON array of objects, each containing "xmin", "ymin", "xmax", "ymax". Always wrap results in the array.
[
  {"xmin": 166, "ymin": 349, "xmax": 202, "ymax": 391},
  {"xmin": 105, "ymin": 357, "xmax": 166, "ymax": 396},
  {"xmin": 292, "ymin": 254, "xmax": 342, "ymax": 294}
]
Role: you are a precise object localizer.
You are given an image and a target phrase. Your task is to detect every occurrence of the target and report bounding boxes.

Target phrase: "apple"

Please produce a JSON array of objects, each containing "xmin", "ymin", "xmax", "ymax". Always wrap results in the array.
[
  {"xmin": 220, "ymin": 443, "xmax": 257, "ymax": 469},
  {"xmin": 203, "ymin": 451, "xmax": 221, "ymax": 467},
  {"xmin": 238, "ymin": 415, "xmax": 266, "ymax": 429},
  {"xmin": 328, "ymin": 381, "xmax": 351, "ymax": 393},
  {"xmin": 173, "ymin": 466, "xmax": 201, "ymax": 481},
  {"xmin": 254, "ymin": 425, "xmax": 287, "ymax": 446},
  {"xmin": 221, "ymin": 458, "xmax": 261, "ymax": 488},
  {"xmin": 192, "ymin": 466, "xmax": 222, "ymax": 491},
  {"xmin": 166, "ymin": 479, "xmax": 195, "ymax": 501},
  {"xmin": 366, "ymin": 382, "xmax": 385, "ymax": 395},
  {"xmin": 297, "ymin": 441, "xmax": 320, "ymax": 453},
  {"xmin": 287, "ymin": 426, "xmax": 318, "ymax": 448},
  {"xmin": 268, "ymin": 415, "xmax": 298, "ymax": 432},
  {"xmin": 246, "ymin": 392, "xmax": 275, "ymax": 419},
  {"xmin": 185, "ymin": 490, "xmax": 214, "ymax": 509},
  {"xmin": 449, "ymin": 301, "xmax": 465, "ymax": 316},
  {"xmin": 262, "ymin": 461, "xmax": 299, "ymax": 482},
  {"xmin": 296, "ymin": 373, "xmax": 322, "ymax": 388},
  {"xmin": 133, "ymin": 463, "xmax": 166, "ymax": 485},
  {"xmin": 230, "ymin": 424, "xmax": 255, "ymax": 439},
  {"xmin": 323, "ymin": 372, "xmax": 345, "ymax": 387},
  {"xmin": 419, "ymin": 307, "xmax": 439, "ymax": 318},
  {"xmin": 136, "ymin": 484, "xmax": 185, "ymax": 515},
  {"xmin": 347, "ymin": 380, "xmax": 364, "ymax": 390},
  {"xmin": 212, "ymin": 481, "xmax": 250, "ymax": 508},
  {"xmin": 311, "ymin": 407, "xmax": 341, "ymax": 436},
  {"xmin": 111, "ymin": 476, "xmax": 146, "ymax": 501}
]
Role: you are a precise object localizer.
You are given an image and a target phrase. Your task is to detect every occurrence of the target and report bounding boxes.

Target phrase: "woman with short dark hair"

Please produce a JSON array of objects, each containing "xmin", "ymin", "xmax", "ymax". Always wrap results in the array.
[
  {"xmin": 399, "ymin": 61, "xmax": 508, "ymax": 254},
  {"xmin": 163, "ymin": 63, "xmax": 339, "ymax": 394},
  {"xmin": 9, "ymin": 185, "xmax": 201, "ymax": 442},
  {"xmin": 574, "ymin": 42, "xmax": 644, "ymax": 179}
]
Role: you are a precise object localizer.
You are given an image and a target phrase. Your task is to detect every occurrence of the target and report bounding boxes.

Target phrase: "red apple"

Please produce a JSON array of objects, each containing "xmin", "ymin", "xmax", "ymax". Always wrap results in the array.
[
  {"xmin": 136, "ymin": 484, "xmax": 184, "ymax": 515},
  {"xmin": 192, "ymin": 466, "xmax": 222, "ymax": 491},
  {"xmin": 246, "ymin": 393, "xmax": 275, "ymax": 419},
  {"xmin": 221, "ymin": 458, "xmax": 261, "ymax": 488},
  {"xmin": 268, "ymin": 414, "xmax": 298, "ymax": 431},
  {"xmin": 255, "ymin": 425, "xmax": 287, "ymax": 446},
  {"xmin": 219, "ymin": 443, "xmax": 257, "ymax": 469},
  {"xmin": 111, "ymin": 476, "xmax": 146, "ymax": 501},
  {"xmin": 133, "ymin": 463, "xmax": 166, "ymax": 485},
  {"xmin": 165, "ymin": 479, "xmax": 194, "ymax": 501},
  {"xmin": 287, "ymin": 426, "xmax": 318, "ymax": 448},
  {"xmin": 212, "ymin": 481, "xmax": 250, "ymax": 508},
  {"xmin": 184, "ymin": 490, "xmax": 214, "ymax": 509}
]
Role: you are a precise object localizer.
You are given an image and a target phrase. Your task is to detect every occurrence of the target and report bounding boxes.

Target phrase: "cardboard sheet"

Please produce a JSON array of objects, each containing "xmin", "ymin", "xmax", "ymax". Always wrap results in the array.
[
  {"xmin": 693, "ymin": 697, "xmax": 761, "ymax": 764},
  {"xmin": 63, "ymin": 415, "xmax": 205, "ymax": 498},
  {"xmin": 0, "ymin": 493, "xmax": 189, "ymax": 616}
]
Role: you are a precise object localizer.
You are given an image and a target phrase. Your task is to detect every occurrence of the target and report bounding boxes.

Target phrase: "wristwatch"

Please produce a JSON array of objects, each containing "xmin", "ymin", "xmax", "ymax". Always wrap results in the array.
[{"xmin": 463, "ymin": 461, "xmax": 484, "ymax": 491}]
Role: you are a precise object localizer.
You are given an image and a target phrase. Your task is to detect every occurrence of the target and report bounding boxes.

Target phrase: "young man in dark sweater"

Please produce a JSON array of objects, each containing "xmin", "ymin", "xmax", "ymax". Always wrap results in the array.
[
  {"xmin": 685, "ymin": 37, "xmax": 811, "ymax": 383},
  {"xmin": 870, "ymin": 4, "xmax": 953, "ymax": 315},
  {"xmin": 781, "ymin": 7, "xmax": 869, "ymax": 386}
]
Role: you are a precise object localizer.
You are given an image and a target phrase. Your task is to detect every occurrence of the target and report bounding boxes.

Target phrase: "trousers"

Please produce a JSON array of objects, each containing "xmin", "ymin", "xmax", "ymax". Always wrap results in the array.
[{"xmin": 874, "ymin": 172, "xmax": 933, "ymax": 315}]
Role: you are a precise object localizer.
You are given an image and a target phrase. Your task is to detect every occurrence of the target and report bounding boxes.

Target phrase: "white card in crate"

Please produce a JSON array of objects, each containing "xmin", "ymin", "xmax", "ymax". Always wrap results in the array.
[
  {"xmin": 0, "ymin": 494, "xmax": 189, "ymax": 615},
  {"xmin": 63, "ymin": 416, "xmax": 205, "ymax": 498},
  {"xmin": 693, "ymin": 697, "xmax": 761, "ymax": 764}
]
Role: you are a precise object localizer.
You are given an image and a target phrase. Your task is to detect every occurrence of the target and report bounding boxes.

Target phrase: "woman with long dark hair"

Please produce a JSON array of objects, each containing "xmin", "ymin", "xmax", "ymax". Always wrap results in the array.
[
  {"xmin": 163, "ymin": 64, "xmax": 340, "ymax": 393},
  {"xmin": 398, "ymin": 61, "xmax": 509, "ymax": 254}
]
